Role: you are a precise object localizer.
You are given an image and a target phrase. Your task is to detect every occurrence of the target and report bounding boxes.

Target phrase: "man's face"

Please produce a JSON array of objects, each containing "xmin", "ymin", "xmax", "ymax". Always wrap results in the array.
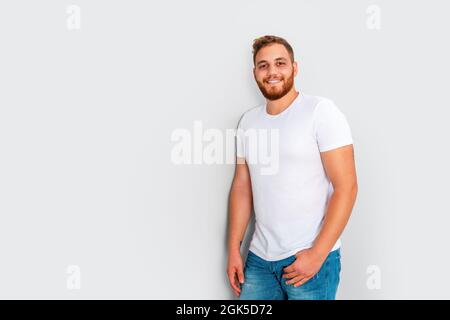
[{"xmin": 253, "ymin": 43, "xmax": 298, "ymax": 101}]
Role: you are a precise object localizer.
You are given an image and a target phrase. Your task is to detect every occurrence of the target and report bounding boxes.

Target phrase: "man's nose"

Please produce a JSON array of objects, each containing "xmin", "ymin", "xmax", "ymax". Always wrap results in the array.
[{"xmin": 267, "ymin": 65, "xmax": 279, "ymax": 78}]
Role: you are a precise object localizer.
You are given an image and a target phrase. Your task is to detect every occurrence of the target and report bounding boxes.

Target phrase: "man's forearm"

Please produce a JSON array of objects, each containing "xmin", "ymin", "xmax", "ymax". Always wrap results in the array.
[
  {"xmin": 312, "ymin": 186, "xmax": 358, "ymax": 259},
  {"xmin": 227, "ymin": 186, "xmax": 253, "ymax": 255}
]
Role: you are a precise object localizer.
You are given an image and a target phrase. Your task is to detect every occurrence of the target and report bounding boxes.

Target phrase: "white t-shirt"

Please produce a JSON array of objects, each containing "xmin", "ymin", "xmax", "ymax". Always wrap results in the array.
[{"xmin": 236, "ymin": 92, "xmax": 353, "ymax": 261}]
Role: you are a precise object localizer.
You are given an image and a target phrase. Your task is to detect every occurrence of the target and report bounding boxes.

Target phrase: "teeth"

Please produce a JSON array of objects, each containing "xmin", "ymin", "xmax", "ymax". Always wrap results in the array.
[{"xmin": 267, "ymin": 79, "xmax": 281, "ymax": 84}]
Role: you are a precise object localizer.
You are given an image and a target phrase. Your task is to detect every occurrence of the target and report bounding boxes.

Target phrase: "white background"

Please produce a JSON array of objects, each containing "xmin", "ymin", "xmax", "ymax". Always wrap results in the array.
[{"xmin": 0, "ymin": 0, "xmax": 449, "ymax": 299}]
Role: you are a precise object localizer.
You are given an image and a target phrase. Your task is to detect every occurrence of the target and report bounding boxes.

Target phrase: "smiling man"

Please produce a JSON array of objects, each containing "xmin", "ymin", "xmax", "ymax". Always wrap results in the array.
[{"xmin": 226, "ymin": 35, "xmax": 358, "ymax": 300}]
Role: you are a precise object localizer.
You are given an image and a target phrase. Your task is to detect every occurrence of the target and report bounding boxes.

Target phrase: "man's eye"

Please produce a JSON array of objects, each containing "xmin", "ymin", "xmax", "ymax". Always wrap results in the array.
[
  {"xmin": 259, "ymin": 64, "xmax": 267, "ymax": 69},
  {"xmin": 277, "ymin": 62, "xmax": 285, "ymax": 66}
]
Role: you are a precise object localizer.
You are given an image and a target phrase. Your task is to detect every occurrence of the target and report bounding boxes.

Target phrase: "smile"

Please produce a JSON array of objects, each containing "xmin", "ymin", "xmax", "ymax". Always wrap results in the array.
[{"xmin": 266, "ymin": 79, "xmax": 282, "ymax": 85}]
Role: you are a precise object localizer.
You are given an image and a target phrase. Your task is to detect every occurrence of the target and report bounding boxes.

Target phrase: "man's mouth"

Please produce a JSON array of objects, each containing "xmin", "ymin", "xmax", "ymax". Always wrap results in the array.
[{"xmin": 266, "ymin": 79, "xmax": 282, "ymax": 85}]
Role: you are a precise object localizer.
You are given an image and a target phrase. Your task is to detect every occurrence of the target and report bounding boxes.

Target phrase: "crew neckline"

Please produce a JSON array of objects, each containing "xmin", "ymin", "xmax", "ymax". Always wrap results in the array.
[{"xmin": 263, "ymin": 91, "xmax": 304, "ymax": 118}]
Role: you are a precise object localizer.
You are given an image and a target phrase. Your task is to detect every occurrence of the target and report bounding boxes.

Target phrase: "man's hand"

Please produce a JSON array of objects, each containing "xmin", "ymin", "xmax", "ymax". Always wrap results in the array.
[
  {"xmin": 282, "ymin": 248, "xmax": 327, "ymax": 287},
  {"xmin": 227, "ymin": 251, "xmax": 245, "ymax": 297}
]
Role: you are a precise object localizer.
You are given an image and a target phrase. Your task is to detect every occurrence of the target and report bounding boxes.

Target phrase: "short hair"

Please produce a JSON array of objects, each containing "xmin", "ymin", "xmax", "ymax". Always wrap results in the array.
[{"xmin": 252, "ymin": 35, "xmax": 294, "ymax": 65}]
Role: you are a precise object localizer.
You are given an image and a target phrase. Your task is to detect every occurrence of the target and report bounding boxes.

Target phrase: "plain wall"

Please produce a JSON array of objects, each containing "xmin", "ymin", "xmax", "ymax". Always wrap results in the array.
[{"xmin": 0, "ymin": 0, "xmax": 449, "ymax": 299}]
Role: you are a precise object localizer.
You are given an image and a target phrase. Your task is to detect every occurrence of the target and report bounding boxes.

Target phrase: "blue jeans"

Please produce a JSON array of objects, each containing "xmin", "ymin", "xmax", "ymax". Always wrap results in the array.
[{"xmin": 239, "ymin": 248, "xmax": 341, "ymax": 300}]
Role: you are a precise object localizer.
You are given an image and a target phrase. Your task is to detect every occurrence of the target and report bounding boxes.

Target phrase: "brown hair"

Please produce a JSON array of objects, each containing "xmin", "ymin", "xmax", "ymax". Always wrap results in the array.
[{"xmin": 252, "ymin": 35, "xmax": 294, "ymax": 65}]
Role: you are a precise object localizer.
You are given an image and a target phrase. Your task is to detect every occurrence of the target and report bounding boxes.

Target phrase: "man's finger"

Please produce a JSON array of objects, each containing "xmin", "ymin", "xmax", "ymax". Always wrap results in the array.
[
  {"xmin": 283, "ymin": 264, "xmax": 295, "ymax": 273},
  {"xmin": 285, "ymin": 274, "xmax": 304, "ymax": 285},
  {"xmin": 234, "ymin": 279, "xmax": 241, "ymax": 291},
  {"xmin": 228, "ymin": 270, "xmax": 242, "ymax": 293},
  {"xmin": 283, "ymin": 271, "xmax": 299, "ymax": 279},
  {"xmin": 237, "ymin": 269, "xmax": 245, "ymax": 284},
  {"xmin": 227, "ymin": 271, "xmax": 238, "ymax": 291},
  {"xmin": 293, "ymin": 276, "xmax": 312, "ymax": 287}
]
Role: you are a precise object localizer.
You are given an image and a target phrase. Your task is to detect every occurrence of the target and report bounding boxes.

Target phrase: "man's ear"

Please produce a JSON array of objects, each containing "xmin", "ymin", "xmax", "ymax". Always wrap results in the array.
[{"xmin": 293, "ymin": 61, "xmax": 298, "ymax": 77}]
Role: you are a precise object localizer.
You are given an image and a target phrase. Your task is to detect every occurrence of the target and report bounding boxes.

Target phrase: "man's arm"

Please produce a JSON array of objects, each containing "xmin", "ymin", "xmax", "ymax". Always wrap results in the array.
[
  {"xmin": 311, "ymin": 144, "xmax": 358, "ymax": 259},
  {"xmin": 226, "ymin": 158, "xmax": 253, "ymax": 297},
  {"xmin": 283, "ymin": 144, "xmax": 357, "ymax": 287},
  {"xmin": 227, "ymin": 158, "xmax": 253, "ymax": 254}
]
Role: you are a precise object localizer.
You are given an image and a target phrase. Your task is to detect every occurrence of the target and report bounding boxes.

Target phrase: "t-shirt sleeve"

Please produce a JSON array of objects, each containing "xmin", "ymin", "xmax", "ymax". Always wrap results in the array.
[
  {"xmin": 235, "ymin": 114, "xmax": 246, "ymax": 159},
  {"xmin": 313, "ymin": 99, "xmax": 353, "ymax": 152}
]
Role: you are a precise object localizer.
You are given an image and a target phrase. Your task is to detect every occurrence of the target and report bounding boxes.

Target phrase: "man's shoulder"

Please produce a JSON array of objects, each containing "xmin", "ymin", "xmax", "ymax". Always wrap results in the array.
[
  {"xmin": 300, "ymin": 93, "xmax": 341, "ymax": 119},
  {"xmin": 301, "ymin": 93, "xmax": 334, "ymax": 107}
]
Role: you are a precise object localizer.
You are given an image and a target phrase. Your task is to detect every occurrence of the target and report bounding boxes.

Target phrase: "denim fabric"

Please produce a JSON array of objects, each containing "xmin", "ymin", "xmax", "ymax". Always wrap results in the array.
[{"xmin": 239, "ymin": 248, "xmax": 341, "ymax": 300}]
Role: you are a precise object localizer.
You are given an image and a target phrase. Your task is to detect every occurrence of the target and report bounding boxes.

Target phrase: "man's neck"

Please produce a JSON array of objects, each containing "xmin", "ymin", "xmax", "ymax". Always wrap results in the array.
[{"xmin": 266, "ymin": 88, "xmax": 299, "ymax": 115}]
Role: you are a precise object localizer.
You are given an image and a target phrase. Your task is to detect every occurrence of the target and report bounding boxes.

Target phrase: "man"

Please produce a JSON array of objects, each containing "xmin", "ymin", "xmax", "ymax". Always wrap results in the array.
[{"xmin": 226, "ymin": 35, "xmax": 358, "ymax": 300}]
